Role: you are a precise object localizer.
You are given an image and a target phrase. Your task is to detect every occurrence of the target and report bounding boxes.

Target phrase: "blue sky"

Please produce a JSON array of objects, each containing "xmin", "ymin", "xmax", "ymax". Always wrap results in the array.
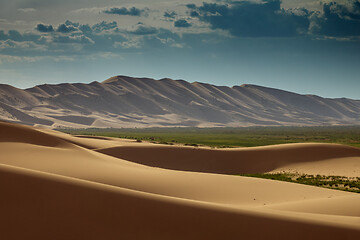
[{"xmin": 0, "ymin": 0, "xmax": 360, "ymax": 98}]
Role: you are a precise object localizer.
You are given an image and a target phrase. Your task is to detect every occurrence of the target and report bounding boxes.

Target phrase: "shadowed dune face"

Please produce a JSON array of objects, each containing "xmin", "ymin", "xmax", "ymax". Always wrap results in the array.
[
  {"xmin": 1, "ymin": 76, "xmax": 360, "ymax": 127},
  {"xmin": 1, "ymin": 122, "xmax": 360, "ymax": 239},
  {"xmin": 95, "ymin": 144, "xmax": 360, "ymax": 174},
  {"xmin": 0, "ymin": 121, "xmax": 70, "ymax": 147}
]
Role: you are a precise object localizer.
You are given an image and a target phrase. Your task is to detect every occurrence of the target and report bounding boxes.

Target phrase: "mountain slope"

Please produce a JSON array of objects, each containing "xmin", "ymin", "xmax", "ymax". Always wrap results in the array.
[{"xmin": 0, "ymin": 75, "xmax": 359, "ymax": 128}]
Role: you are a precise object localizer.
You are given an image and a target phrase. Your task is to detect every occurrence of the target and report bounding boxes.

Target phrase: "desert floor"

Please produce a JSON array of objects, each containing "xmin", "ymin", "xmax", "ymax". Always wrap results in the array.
[{"xmin": 1, "ymin": 121, "xmax": 359, "ymax": 239}]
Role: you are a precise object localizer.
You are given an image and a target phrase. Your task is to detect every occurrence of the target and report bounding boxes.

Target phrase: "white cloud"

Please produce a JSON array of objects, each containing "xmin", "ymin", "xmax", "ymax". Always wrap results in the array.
[
  {"xmin": 17, "ymin": 8, "xmax": 37, "ymax": 13},
  {"xmin": 86, "ymin": 51, "xmax": 123, "ymax": 60},
  {"xmin": 114, "ymin": 39, "xmax": 142, "ymax": 49},
  {"xmin": 53, "ymin": 55, "xmax": 76, "ymax": 62},
  {"xmin": 0, "ymin": 40, "xmax": 47, "ymax": 51},
  {"xmin": 71, "ymin": 7, "xmax": 103, "ymax": 14},
  {"xmin": 0, "ymin": 54, "xmax": 45, "ymax": 63}
]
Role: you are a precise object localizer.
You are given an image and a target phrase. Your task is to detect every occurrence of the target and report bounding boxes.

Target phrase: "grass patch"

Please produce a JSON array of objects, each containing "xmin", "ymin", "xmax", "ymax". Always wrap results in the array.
[
  {"xmin": 241, "ymin": 173, "xmax": 360, "ymax": 193},
  {"xmin": 57, "ymin": 126, "xmax": 360, "ymax": 148}
]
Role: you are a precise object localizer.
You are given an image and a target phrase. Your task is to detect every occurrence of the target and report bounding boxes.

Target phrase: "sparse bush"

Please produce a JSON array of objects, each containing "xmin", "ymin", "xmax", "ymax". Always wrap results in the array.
[{"xmin": 240, "ymin": 173, "xmax": 360, "ymax": 194}]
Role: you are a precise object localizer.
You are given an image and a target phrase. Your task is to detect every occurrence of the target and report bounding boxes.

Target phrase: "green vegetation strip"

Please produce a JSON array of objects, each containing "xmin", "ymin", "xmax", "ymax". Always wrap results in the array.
[
  {"xmin": 57, "ymin": 126, "xmax": 360, "ymax": 148},
  {"xmin": 240, "ymin": 173, "xmax": 360, "ymax": 193}
]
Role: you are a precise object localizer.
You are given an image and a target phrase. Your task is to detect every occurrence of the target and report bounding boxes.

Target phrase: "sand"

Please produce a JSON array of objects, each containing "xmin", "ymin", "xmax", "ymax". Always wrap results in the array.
[{"xmin": 0, "ymin": 121, "xmax": 360, "ymax": 239}]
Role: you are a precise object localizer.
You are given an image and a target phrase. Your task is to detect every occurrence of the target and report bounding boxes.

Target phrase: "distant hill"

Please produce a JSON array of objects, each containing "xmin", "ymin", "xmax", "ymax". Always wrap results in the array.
[{"xmin": 1, "ymin": 75, "xmax": 360, "ymax": 128}]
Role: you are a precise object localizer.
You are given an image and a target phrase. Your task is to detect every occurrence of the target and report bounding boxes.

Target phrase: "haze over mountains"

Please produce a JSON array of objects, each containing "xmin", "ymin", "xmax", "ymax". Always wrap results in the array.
[{"xmin": 0, "ymin": 75, "xmax": 360, "ymax": 128}]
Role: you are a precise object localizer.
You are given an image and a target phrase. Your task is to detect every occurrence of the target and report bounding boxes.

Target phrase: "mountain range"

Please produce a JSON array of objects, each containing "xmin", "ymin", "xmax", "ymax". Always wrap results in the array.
[{"xmin": 0, "ymin": 75, "xmax": 360, "ymax": 128}]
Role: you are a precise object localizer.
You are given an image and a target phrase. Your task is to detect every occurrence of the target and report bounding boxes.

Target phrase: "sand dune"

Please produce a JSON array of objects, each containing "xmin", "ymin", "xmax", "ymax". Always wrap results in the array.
[
  {"xmin": 1, "ymin": 75, "xmax": 360, "ymax": 127},
  {"xmin": 1, "ymin": 121, "xmax": 360, "ymax": 239}
]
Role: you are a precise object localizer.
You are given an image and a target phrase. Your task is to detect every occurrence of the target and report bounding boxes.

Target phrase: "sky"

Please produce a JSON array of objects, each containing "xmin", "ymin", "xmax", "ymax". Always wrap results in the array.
[{"xmin": 0, "ymin": 0, "xmax": 360, "ymax": 99}]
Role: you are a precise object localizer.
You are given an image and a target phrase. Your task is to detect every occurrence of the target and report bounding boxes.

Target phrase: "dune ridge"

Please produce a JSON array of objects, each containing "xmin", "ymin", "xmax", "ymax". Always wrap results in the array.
[
  {"xmin": 1, "ymin": 75, "xmax": 360, "ymax": 127},
  {"xmin": 1, "ymin": 121, "xmax": 360, "ymax": 239}
]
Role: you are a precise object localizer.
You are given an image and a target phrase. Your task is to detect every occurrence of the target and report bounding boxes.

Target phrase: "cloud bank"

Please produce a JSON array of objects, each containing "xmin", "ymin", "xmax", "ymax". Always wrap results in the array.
[
  {"xmin": 312, "ymin": 1, "xmax": 360, "ymax": 37},
  {"xmin": 187, "ymin": 0, "xmax": 360, "ymax": 38},
  {"xmin": 174, "ymin": 19, "xmax": 192, "ymax": 28},
  {"xmin": 1, "ymin": 0, "xmax": 360, "ymax": 64},
  {"xmin": 187, "ymin": 0, "xmax": 310, "ymax": 37},
  {"xmin": 104, "ymin": 7, "xmax": 146, "ymax": 16}
]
